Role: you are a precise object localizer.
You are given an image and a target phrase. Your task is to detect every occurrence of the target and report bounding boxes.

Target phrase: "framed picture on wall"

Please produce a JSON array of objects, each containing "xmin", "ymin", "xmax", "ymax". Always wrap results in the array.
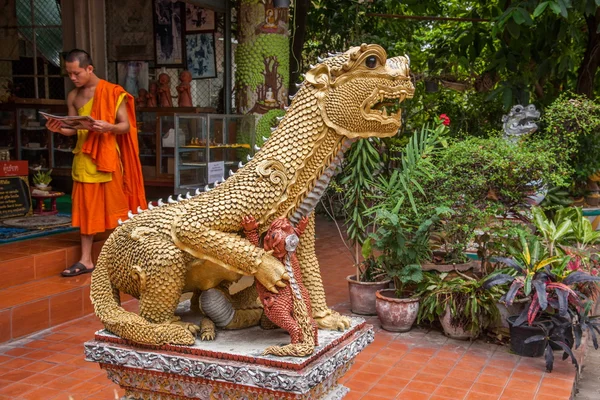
[
  {"xmin": 116, "ymin": 61, "xmax": 150, "ymax": 97},
  {"xmin": 106, "ymin": 0, "xmax": 154, "ymax": 61},
  {"xmin": 153, "ymin": 0, "xmax": 185, "ymax": 67},
  {"xmin": 185, "ymin": 4, "xmax": 215, "ymax": 32},
  {"xmin": 186, "ymin": 33, "xmax": 217, "ymax": 79}
]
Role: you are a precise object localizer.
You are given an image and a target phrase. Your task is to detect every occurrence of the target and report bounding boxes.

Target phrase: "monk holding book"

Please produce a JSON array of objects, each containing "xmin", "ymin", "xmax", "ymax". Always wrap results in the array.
[{"xmin": 45, "ymin": 49, "xmax": 146, "ymax": 277}]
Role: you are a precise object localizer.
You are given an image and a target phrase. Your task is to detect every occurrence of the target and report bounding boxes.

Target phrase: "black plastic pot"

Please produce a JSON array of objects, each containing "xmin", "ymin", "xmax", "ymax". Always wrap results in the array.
[{"xmin": 507, "ymin": 316, "xmax": 551, "ymax": 357}]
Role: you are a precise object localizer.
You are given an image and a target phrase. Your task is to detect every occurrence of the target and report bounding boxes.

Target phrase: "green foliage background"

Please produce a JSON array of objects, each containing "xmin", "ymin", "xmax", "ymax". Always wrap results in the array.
[{"xmin": 299, "ymin": 0, "xmax": 600, "ymax": 133}]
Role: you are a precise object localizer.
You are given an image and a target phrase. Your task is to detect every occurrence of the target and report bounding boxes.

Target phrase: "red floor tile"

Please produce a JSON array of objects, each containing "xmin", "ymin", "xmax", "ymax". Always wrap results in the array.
[
  {"xmin": 500, "ymin": 388, "xmax": 538, "ymax": 400},
  {"xmin": 433, "ymin": 385, "xmax": 470, "ymax": 398},
  {"xmin": 535, "ymin": 384, "xmax": 572, "ymax": 398},
  {"xmin": 440, "ymin": 377, "xmax": 474, "ymax": 390},
  {"xmin": 471, "ymin": 382, "xmax": 505, "ymax": 396},
  {"xmin": 20, "ymin": 386, "xmax": 63, "ymax": 400},
  {"xmin": 3, "ymin": 347, "xmax": 33, "ymax": 357},
  {"xmin": 404, "ymin": 380, "xmax": 438, "ymax": 394},
  {"xmin": 396, "ymin": 390, "xmax": 430, "ymax": 399},
  {"xmin": 366, "ymin": 384, "xmax": 402, "ymax": 398},
  {"xmin": 476, "ymin": 373, "xmax": 509, "ymax": 387},
  {"xmin": 0, "ymin": 381, "xmax": 36, "ymax": 397},
  {"xmin": 19, "ymin": 372, "xmax": 59, "ymax": 386},
  {"xmin": 539, "ymin": 375, "xmax": 575, "ymax": 390},
  {"xmin": 1, "ymin": 357, "xmax": 35, "ymax": 369},
  {"xmin": 465, "ymin": 392, "xmax": 501, "ymax": 400}
]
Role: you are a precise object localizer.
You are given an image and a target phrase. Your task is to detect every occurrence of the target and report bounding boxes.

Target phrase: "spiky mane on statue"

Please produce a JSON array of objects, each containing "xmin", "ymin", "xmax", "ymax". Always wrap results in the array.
[{"xmin": 90, "ymin": 43, "xmax": 415, "ymax": 346}]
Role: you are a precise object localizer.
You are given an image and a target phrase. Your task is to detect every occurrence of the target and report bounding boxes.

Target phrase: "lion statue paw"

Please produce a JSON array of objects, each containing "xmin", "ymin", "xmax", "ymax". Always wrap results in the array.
[{"xmin": 314, "ymin": 310, "xmax": 351, "ymax": 331}]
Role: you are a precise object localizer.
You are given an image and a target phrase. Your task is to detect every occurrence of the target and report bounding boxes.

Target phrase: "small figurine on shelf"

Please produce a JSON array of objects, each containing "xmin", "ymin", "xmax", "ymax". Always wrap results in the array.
[
  {"xmin": 176, "ymin": 70, "xmax": 193, "ymax": 107},
  {"xmin": 158, "ymin": 73, "xmax": 173, "ymax": 107},
  {"xmin": 19, "ymin": 111, "xmax": 29, "ymax": 127},
  {"xmin": 147, "ymin": 82, "xmax": 158, "ymax": 107},
  {"xmin": 136, "ymin": 88, "xmax": 148, "ymax": 109}
]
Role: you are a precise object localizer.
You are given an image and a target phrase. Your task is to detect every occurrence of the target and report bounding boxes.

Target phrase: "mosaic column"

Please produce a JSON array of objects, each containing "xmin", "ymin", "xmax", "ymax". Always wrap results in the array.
[{"xmin": 235, "ymin": 0, "xmax": 290, "ymax": 118}]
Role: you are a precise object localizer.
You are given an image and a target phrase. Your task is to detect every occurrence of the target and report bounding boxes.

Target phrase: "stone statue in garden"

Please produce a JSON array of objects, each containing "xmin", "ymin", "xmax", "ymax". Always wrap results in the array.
[
  {"xmin": 502, "ymin": 104, "xmax": 540, "ymax": 142},
  {"xmin": 89, "ymin": 43, "xmax": 415, "ymax": 346}
]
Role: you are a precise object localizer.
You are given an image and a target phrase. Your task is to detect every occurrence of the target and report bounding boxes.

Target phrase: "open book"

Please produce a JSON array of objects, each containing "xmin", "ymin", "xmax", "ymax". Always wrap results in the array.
[{"xmin": 39, "ymin": 111, "xmax": 95, "ymax": 130}]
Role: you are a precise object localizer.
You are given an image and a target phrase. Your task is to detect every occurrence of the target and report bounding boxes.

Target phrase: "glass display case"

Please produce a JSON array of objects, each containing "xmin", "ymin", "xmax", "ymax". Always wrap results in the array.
[
  {"xmin": 136, "ymin": 109, "xmax": 159, "ymax": 181},
  {"xmin": 0, "ymin": 101, "xmax": 68, "ymax": 173},
  {"xmin": 0, "ymin": 109, "xmax": 16, "ymax": 160},
  {"xmin": 17, "ymin": 106, "xmax": 61, "ymax": 170},
  {"xmin": 174, "ymin": 113, "xmax": 255, "ymax": 194},
  {"xmin": 135, "ymin": 107, "xmax": 217, "ymax": 187}
]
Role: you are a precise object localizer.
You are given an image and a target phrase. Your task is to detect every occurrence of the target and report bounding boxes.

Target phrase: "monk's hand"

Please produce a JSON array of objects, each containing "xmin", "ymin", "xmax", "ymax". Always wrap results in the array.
[
  {"xmin": 45, "ymin": 118, "xmax": 63, "ymax": 133},
  {"xmin": 91, "ymin": 120, "xmax": 115, "ymax": 133}
]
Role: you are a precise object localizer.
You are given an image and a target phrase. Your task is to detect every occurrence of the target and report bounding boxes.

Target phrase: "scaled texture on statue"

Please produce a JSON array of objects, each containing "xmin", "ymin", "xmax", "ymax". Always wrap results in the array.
[
  {"xmin": 243, "ymin": 215, "xmax": 318, "ymax": 357},
  {"xmin": 90, "ymin": 43, "xmax": 415, "ymax": 346}
]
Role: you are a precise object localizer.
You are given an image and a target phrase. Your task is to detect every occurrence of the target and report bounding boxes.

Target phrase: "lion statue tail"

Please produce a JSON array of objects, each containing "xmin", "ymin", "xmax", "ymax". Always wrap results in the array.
[{"xmin": 90, "ymin": 256, "xmax": 195, "ymax": 346}]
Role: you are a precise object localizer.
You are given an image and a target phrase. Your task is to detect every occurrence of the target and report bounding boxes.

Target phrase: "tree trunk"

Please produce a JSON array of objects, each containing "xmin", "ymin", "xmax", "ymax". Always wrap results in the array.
[
  {"xmin": 288, "ymin": 0, "xmax": 309, "ymax": 96},
  {"xmin": 576, "ymin": 8, "xmax": 600, "ymax": 98}
]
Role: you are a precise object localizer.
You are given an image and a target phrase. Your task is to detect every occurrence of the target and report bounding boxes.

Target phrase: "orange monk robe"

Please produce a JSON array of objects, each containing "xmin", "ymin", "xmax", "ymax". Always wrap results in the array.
[{"xmin": 72, "ymin": 80, "xmax": 146, "ymax": 235}]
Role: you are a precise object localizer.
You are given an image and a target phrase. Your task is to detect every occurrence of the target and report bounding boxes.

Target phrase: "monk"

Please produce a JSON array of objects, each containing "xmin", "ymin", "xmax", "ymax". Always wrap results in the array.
[{"xmin": 45, "ymin": 49, "xmax": 146, "ymax": 277}]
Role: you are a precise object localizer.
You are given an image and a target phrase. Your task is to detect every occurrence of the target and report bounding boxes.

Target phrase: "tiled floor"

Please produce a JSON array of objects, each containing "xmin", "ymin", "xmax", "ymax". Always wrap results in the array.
[{"xmin": 0, "ymin": 217, "xmax": 581, "ymax": 399}]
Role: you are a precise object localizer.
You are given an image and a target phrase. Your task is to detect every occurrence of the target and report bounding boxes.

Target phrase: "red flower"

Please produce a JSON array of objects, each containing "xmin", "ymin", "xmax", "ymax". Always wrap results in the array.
[{"xmin": 439, "ymin": 114, "xmax": 450, "ymax": 126}]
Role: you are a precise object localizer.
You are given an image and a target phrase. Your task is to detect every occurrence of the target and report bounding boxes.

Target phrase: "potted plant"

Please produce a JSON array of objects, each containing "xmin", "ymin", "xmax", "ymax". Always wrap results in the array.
[
  {"xmin": 418, "ymin": 271, "xmax": 502, "ymax": 340},
  {"xmin": 483, "ymin": 231, "xmax": 600, "ymax": 357},
  {"xmin": 340, "ymin": 123, "xmax": 444, "ymax": 315},
  {"xmin": 329, "ymin": 138, "xmax": 390, "ymax": 315},
  {"xmin": 368, "ymin": 207, "xmax": 447, "ymax": 332},
  {"xmin": 32, "ymin": 168, "xmax": 52, "ymax": 190}
]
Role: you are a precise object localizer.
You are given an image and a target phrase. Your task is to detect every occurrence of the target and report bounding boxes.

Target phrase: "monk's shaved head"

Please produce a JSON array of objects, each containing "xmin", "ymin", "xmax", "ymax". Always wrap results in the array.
[{"xmin": 65, "ymin": 49, "xmax": 93, "ymax": 68}]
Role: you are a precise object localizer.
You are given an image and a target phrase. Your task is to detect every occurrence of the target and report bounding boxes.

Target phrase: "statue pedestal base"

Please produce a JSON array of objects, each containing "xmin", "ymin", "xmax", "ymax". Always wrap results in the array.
[{"xmin": 84, "ymin": 317, "xmax": 373, "ymax": 400}]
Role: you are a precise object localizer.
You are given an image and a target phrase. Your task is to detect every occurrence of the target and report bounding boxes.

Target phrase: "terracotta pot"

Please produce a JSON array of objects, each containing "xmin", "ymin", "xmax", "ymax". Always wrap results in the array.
[
  {"xmin": 376, "ymin": 289, "xmax": 419, "ymax": 332},
  {"xmin": 439, "ymin": 305, "xmax": 479, "ymax": 340},
  {"xmin": 347, "ymin": 275, "xmax": 390, "ymax": 315},
  {"xmin": 586, "ymin": 194, "xmax": 600, "ymax": 207},
  {"xmin": 494, "ymin": 301, "xmax": 525, "ymax": 330},
  {"xmin": 572, "ymin": 197, "xmax": 585, "ymax": 207}
]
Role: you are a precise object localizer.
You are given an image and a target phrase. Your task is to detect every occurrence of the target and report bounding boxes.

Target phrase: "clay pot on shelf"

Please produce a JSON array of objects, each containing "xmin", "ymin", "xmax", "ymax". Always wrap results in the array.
[
  {"xmin": 375, "ymin": 289, "xmax": 419, "ymax": 332},
  {"xmin": 347, "ymin": 275, "xmax": 390, "ymax": 315}
]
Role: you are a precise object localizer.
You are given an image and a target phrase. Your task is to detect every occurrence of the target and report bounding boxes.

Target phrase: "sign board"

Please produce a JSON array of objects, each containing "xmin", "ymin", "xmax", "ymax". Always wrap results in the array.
[
  {"xmin": 0, "ymin": 176, "xmax": 32, "ymax": 219},
  {"xmin": 207, "ymin": 161, "xmax": 225, "ymax": 185},
  {"xmin": 0, "ymin": 161, "xmax": 29, "ymax": 177}
]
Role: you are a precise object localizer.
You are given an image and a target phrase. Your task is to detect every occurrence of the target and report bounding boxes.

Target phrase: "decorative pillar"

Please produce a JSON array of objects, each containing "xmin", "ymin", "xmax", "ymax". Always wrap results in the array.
[{"xmin": 235, "ymin": 0, "xmax": 290, "ymax": 116}]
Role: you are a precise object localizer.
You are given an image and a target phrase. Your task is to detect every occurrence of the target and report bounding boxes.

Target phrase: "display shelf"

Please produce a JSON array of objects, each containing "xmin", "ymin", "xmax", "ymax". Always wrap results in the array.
[{"xmin": 0, "ymin": 102, "xmax": 67, "ymax": 169}]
